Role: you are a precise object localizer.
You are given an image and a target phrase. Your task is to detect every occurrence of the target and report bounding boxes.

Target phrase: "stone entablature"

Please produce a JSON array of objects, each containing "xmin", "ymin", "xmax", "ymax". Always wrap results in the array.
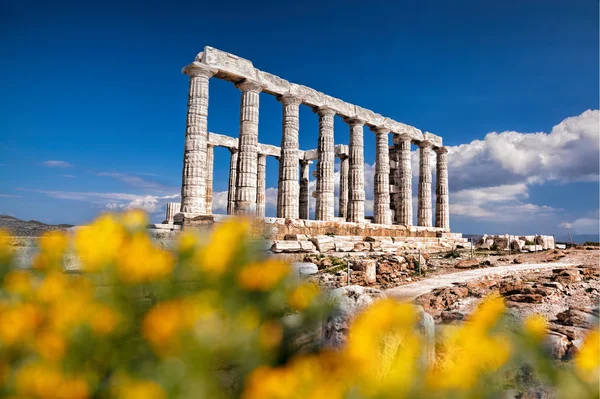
[{"xmin": 177, "ymin": 46, "xmax": 450, "ymax": 231}]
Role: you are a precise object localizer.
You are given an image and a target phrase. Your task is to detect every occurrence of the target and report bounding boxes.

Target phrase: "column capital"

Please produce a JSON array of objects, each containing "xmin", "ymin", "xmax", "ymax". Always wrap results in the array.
[
  {"xmin": 257, "ymin": 152, "xmax": 268, "ymax": 160},
  {"xmin": 394, "ymin": 133, "xmax": 413, "ymax": 143},
  {"xmin": 417, "ymin": 140, "xmax": 434, "ymax": 149},
  {"xmin": 235, "ymin": 79, "xmax": 263, "ymax": 93},
  {"xmin": 278, "ymin": 94, "xmax": 303, "ymax": 106},
  {"xmin": 371, "ymin": 126, "xmax": 390, "ymax": 135},
  {"xmin": 435, "ymin": 146, "xmax": 449, "ymax": 154},
  {"xmin": 314, "ymin": 106, "xmax": 336, "ymax": 117},
  {"xmin": 182, "ymin": 62, "xmax": 218, "ymax": 78},
  {"xmin": 228, "ymin": 147, "xmax": 239, "ymax": 154},
  {"xmin": 299, "ymin": 159, "xmax": 313, "ymax": 166},
  {"xmin": 343, "ymin": 117, "xmax": 366, "ymax": 127}
]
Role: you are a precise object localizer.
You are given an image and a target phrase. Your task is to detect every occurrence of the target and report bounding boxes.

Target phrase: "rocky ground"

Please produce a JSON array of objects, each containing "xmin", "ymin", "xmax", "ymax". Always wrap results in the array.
[{"xmin": 0, "ymin": 215, "xmax": 73, "ymax": 236}]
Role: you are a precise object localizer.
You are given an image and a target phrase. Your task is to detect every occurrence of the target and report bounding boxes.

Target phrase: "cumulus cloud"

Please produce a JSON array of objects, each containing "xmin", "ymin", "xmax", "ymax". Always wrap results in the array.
[
  {"xmin": 560, "ymin": 210, "xmax": 599, "ymax": 235},
  {"xmin": 42, "ymin": 160, "xmax": 72, "ymax": 168},
  {"xmin": 446, "ymin": 110, "xmax": 599, "ymax": 191},
  {"xmin": 97, "ymin": 172, "xmax": 173, "ymax": 192}
]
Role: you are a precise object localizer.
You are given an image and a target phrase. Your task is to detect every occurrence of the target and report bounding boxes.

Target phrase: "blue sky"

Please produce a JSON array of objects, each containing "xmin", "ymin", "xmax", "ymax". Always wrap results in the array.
[{"xmin": 1, "ymin": 0, "xmax": 598, "ymax": 235}]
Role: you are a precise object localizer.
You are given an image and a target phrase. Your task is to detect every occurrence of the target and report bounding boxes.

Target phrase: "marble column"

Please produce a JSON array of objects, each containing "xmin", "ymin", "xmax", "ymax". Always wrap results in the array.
[
  {"xmin": 396, "ymin": 134, "xmax": 413, "ymax": 226},
  {"xmin": 418, "ymin": 141, "xmax": 433, "ymax": 227},
  {"xmin": 180, "ymin": 63, "xmax": 217, "ymax": 214},
  {"xmin": 435, "ymin": 147, "xmax": 450, "ymax": 230},
  {"xmin": 205, "ymin": 144, "xmax": 214, "ymax": 214},
  {"xmin": 299, "ymin": 160, "xmax": 311, "ymax": 220},
  {"xmin": 277, "ymin": 95, "xmax": 302, "ymax": 219},
  {"xmin": 389, "ymin": 143, "xmax": 397, "ymax": 223},
  {"xmin": 165, "ymin": 202, "xmax": 181, "ymax": 224},
  {"xmin": 227, "ymin": 148, "xmax": 238, "ymax": 215},
  {"xmin": 338, "ymin": 155, "xmax": 349, "ymax": 219},
  {"xmin": 256, "ymin": 153, "xmax": 267, "ymax": 218},
  {"xmin": 314, "ymin": 107, "xmax": 336, "ymax": 221},
  {"xmin": 346, "ymin": 118, "xmax": 365, "ymax": 223},
  {"xmin": 373, "ymin": 127, "xmax": 392, "ymax": 225},
  {"xmin": 234, "ymin": 80, "xmax": 262, "ymax": 215}
]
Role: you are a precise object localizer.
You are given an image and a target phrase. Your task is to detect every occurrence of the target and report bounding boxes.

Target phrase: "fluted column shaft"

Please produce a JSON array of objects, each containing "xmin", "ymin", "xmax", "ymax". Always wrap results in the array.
[
  {"xmin": 338, "ymin": 155, "xmax": 349, "ymax": 219},
  {"xmin": 256, "ymin": 153, "xmax": 267, "ymax": 218},
  {"xmin": 180, "ymin": 64, "xmax": 216, "ymax": 214},
  {"xmin": 396, "ymin": 135, "xmax": 413, "ymax": 226},
  {"xmin": 277, "ymin": 95, "xmax": 301, "ymax": 219},
  {"xmin": 315, "ymin": 107, "xmax": 336, "ymax": 221},
  {"xmin": 299, "ymin": 160, "xmax": 311, "ymax": 220},
  {"xmin": 373, "ymin": 127, "xmax": 392, "ymax": 225},
  {"xmin": 206, "ymin": 144, "xmax": 214, "ymax": 214},
  {"xmin": 435, "ymin": 147, "xmax": 450, "ymax": 230},
  {"xmin": 234, "ymin": 80, "xmax": 263, "ymax": 215},
  {"xmin": 418, "ymin": 142, "xmax": 433, "ymax": 227},
  {"xmin": 227, "ymin": 149, "xmax": 238, "ymax": 215},
  {"xmin": 346, "ymin": 118, "xmax": 365, "ymax": 222}
]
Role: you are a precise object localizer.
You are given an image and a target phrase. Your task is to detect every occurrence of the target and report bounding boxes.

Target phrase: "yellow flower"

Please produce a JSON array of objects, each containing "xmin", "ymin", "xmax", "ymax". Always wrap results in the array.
[
  {"xmin": 0, "ymin": 303, "xmax": 42, "ymax": 346},
  {"xmin": 57, "ymin": 376, "xmax": 90, "ymax": 399},
  {"xmin": 288, "ymin": 283, "xmax": 319, "ymax": 310},
  {"xmin": 88, "ymin": 304, "xmax": 119, "ymax": 335},
  {"xmin": 39, "ymin": 230, "xmax": 69, "ymax": 257},
  {"xmin": 575, "ymin": 329, "xmax": 600, "ymax": 381},
  {"xmin": 4, "ymin": 270, "xmax": 33, "ymax": 296},
  {"xmin": 523, "ymin": 313, "xmax": 547, "ymax": 341},
  {"xmin": 75, "ymin": 214, "xmax": 124, "ymax": 272},
  {"xmin": 259, "ymin": 321, "xmax": 283, "ymax": 350},
  {"xmin": 16, "ymin": 363, "xmax": 89, "ymax": 399},
  {"xmin": 237, "ymin": 259, "xmax": 290, "ymax": 291},
  {"xmin": 120, "ymin": 209, "xmax": 149, "ymax": 231},
  {"xmin": 0, "ymin": 229, "xmax": 13, "ymax": 264},
  {"xmin": 37, "ymin": 271, "xmax": 69, "ymax": 303},
  {"xmin": 177, "ymin": 230, "xmax": 198, "ymax": 253},
  {"xmin": 116, "ymin": 233, "xmax": 174, "ymax": 283},
  {"xmin": 114, "ymin": 379, "xmax": 166, "ymax": 399},
  {"xmin": 468, "ymin": 293, "xmax": 506, "ymax": 332},
  {"xmin": 142, "ymin": 300, "xmax": 187, "ymax": 355},
  {"xmin": 35, "ymin": 330, "xmax": 66, "ymax": 361},
  {"xmin": 195, "ymin": 218, "xmax": 250, "ymax": 275}
]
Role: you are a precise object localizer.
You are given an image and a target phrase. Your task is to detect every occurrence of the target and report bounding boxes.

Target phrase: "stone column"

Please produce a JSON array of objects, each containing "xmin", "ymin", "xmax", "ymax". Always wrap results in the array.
[
  {"xmin": 396, "ymin": 134, "xmax": 413, "ymax": 226},
  {"xmin": 205, "ymin": 144, "xmax": 214, "ymax": 214},
  {"xmin": 373, "ymin": 127, "xmax": 392, "ymax": 225},
  {"xmin": 256, "ymin": 153, "xmax": 267, "ymax": 218},
  {"xmin": 338, "ymin": 155, "xmax": 349, "ymax": 219},
  {"xmin": 346, "ymin": 118, "xmax": 365, "ymax": 223},
  {"xmin": 180, "ymin": 63, "xmax": 217, "ymax": 215},
  {"xmin": 435, "ymin": 147, "xmax": 450, "ymax": 230},
  {"xmin": 277, "ymin": 95, "xmax": 302, "ymax": 219},
  {"xmin": 299, "ymin": 160, "xmax": 311, "ymax": 220},
  {"xmin": 165, "ymin": 202, "xmax": 181, "ymax": 224},
  {"xmin": 227, "ymin": 148, "xmax": 238, "ymax": 215},
  {"xmin": 314, "ymin": 107, "xmax": 336, "ymax": 221},
  {"xmin": 234, "ymin": 80, "xmax": 263, "ymax": 215},
  {"xmin": 418, "ymin": 141, "xmax": 433, "ymax": 227}
]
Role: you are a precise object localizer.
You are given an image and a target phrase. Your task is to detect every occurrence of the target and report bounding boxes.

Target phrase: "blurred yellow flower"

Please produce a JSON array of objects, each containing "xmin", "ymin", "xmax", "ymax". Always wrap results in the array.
[
  {"xmin": 35, "ymin": 330, "xmax": 66, "ymax": 361},
  {"xmin": 195, "ymin": 218, "xmax": 250, "ymax": 275},
  {"xmin": 120, "ymin": 209, "xmax": 149, "ymax": 230},
  {"xmin": 116, "ymin": 233, "xmax": 174, "ymax": 283},
  {"xmin": 75, "ymin": 214, "xmax": 124, "ymax": 272},
  {"xmin": 88, "ymin": 303, "xmax": 119, "ymax": 335},
  {"xmin": 524, "ymin": 313, "xmax": 548, "ymax": 341},
  {"xmin": 468, "ymin": 293, "xmax": 506, "ymax": 332},
  {"xmin": 288, "ymin": 282, "xmax": 319, "ymax": 310},
  {"xmin": 0, "ymin": 303, "xmax": 42, "ymax": 346},
  {"xmin": 0, "ymin": 229, "xmax": 13, "ymax": 264},
  {"xmin": 177, "ymin": 230, "xmax": 198, "ymax": 253},
  {"xmin": 15, "ymin": 362, "xmax": 63, "ymax": 398},
  {"xmin": 575, "ymin": 329, "xmax": 600, "ymax": 381},
  {"xmin": 237, "ymin": 259, "xmax": 290, "ymax": 291},
  {"xmin": 115, "ymin": 379, "xmax": 166, "ymax": 399},
  {"xmin": 4, "ymin": 270, "xmax": 33, "ymax": 297},
  {"xmin": 259, "ymin": 320, "xmax": 283, "ymax": 350}
]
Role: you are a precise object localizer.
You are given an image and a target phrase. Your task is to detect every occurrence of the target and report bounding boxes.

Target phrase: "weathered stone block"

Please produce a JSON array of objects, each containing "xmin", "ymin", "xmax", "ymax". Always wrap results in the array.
[
  {"xmin": 284, "ymin": 234, "xmax": 309, "ymax": 241},
  {"xmin": 310, "ymin": 235, "xmax": 335, "ymax": 252},
  {"xmin": 351, "ymin": 259, "xmax": 377, "ymax": 284},
  {"xmin": 271, "ymin": 241, "xmax": 302, "ymax": 253},
  {"xmin": 334, "ymin": 239, "xmax": 355, "ymax": 252}
]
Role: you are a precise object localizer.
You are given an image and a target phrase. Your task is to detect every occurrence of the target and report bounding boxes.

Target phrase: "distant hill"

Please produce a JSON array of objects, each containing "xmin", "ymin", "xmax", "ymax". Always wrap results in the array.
[{"xmin": 0, "ymin": 215, "xmax": 74, "ymax": 237}]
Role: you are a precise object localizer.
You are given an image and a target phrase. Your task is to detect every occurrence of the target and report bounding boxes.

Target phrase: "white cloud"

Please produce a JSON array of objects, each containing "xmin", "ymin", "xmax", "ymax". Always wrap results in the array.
[
  {"xmin": 97, "ymin": 172, "xmax": 172, "ymax": 192},
  {"xmin": 560, "ymin": 210, "xmax": 599, "ymax": 235},
  {"xmin": 42, "ymin": 160, "xmax": 72, "ymax": 168}
]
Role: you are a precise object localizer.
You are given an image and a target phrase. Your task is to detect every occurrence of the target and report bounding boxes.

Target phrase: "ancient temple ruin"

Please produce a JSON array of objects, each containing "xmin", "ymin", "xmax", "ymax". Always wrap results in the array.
[{"xmin": 168, "ymin": 46, "xmax": 461, "ymax": 249}]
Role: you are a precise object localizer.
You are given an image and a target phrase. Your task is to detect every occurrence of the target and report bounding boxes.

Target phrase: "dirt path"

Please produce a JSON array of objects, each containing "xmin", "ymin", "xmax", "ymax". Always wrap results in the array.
[{"xmin": 385, "ymin": 262, "xmax": 576, "ymax": 301}]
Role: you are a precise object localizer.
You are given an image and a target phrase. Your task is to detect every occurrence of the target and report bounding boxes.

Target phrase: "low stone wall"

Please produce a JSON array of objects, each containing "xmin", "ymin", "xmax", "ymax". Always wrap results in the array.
[
  {"xmin": 476, "ymin": 234, "xmax": 555, "ymax": 251},
  {"xmin": 179, "ymin": 214, "xmax": 454, "ymax": 240}
]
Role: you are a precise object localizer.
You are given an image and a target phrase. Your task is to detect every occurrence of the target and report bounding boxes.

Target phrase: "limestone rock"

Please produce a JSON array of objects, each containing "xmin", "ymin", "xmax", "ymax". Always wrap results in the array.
[
  {"xmin": 323, "ymin": 285, "xmax": 386, "ymax": 348},
  {"xmin": 310, "ymin": 235, "xmax": 335, "ymax": 252},
  {"xmin": 292, "ymin": 262, "xmax": 319, "ymax": 276},
  {"xmin": 351, "ymin": 259, "xmax": 377, "ymax": 284}
]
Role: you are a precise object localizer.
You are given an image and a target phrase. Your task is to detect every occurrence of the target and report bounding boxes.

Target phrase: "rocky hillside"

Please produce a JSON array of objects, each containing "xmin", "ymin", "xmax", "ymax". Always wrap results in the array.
[{"xmin": 0, "ymin": 215, "xmax": 73, "ymax": 237}]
